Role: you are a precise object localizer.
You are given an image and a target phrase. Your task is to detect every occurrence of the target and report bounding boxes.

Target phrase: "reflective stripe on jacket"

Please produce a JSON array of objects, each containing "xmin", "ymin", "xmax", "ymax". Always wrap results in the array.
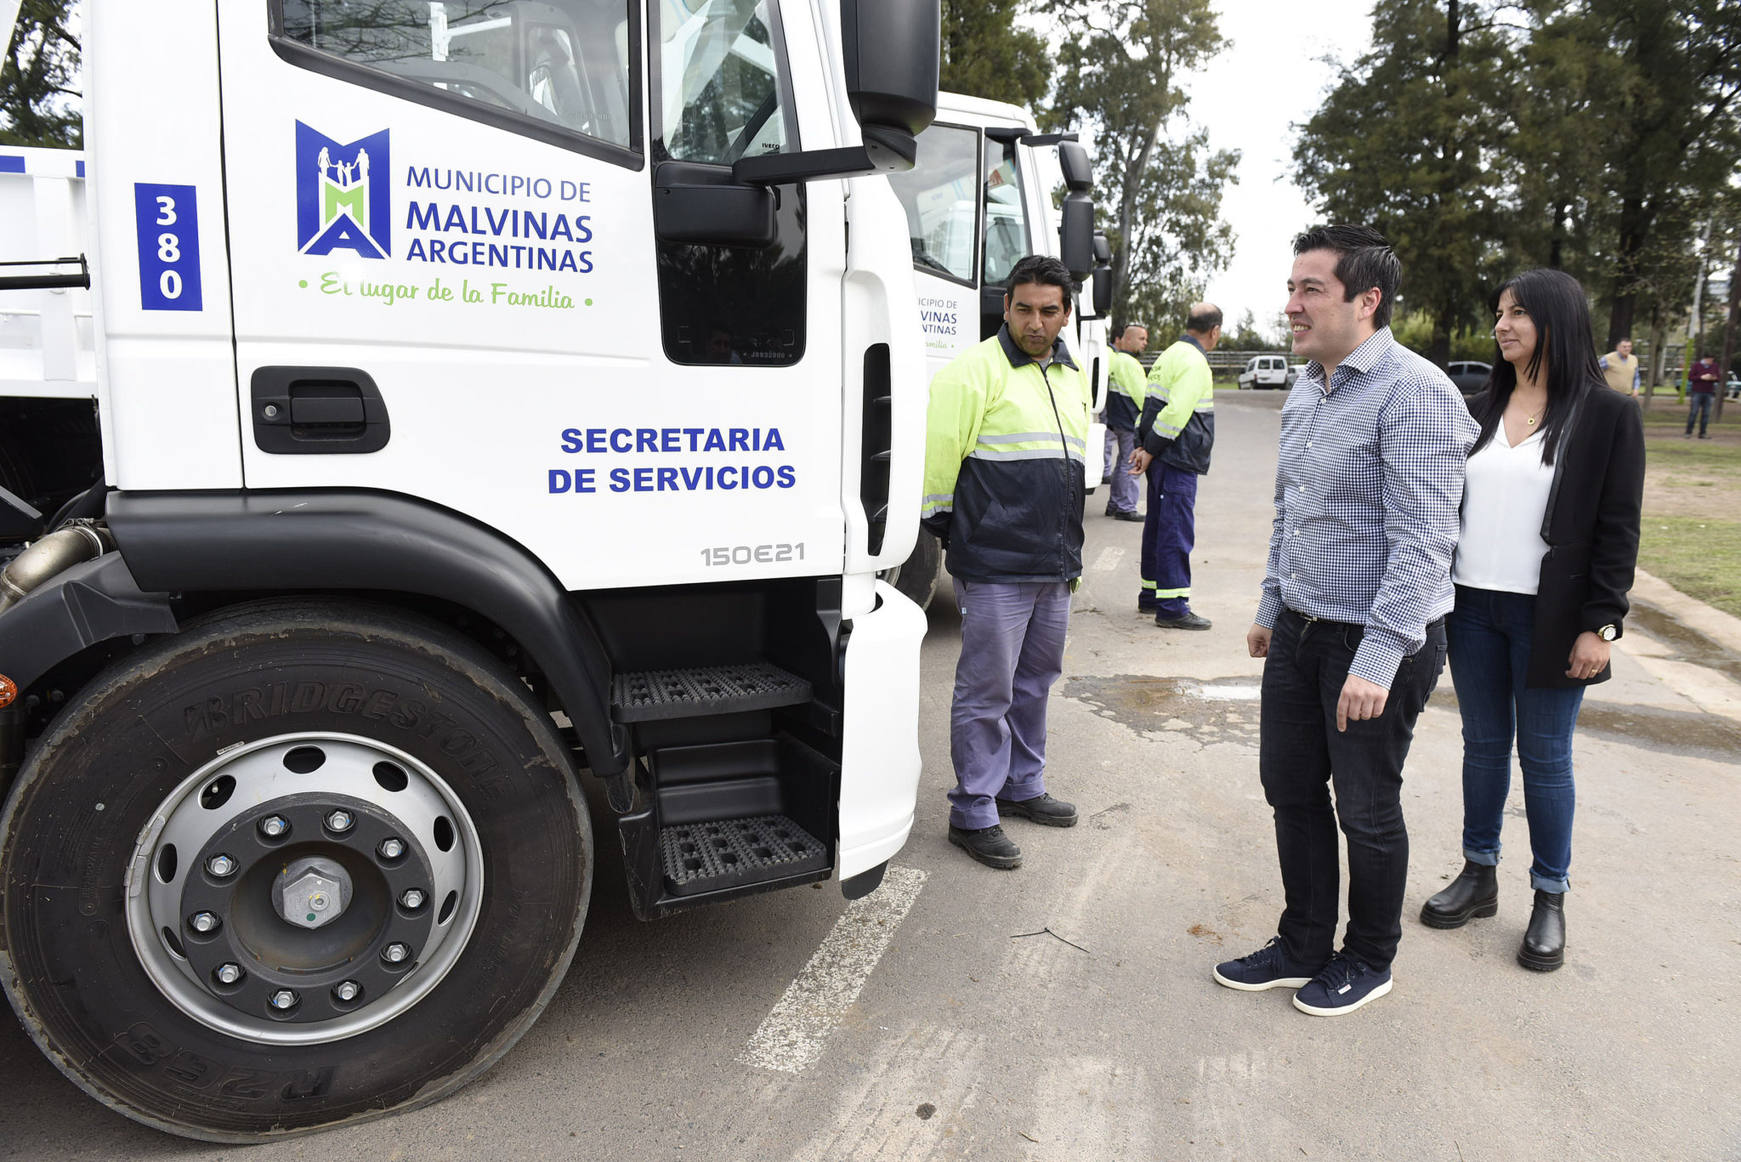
[
  {"xmin": 922, "ymin": 326, "xmax": 1092, "ymax": 582},
  {"xmin": 1105, "ymin": 349, "xmax": 1148, "ymax": 430},
  {"xmin": 1138, "ymin": 335, "xmax": 1215, "ymax": 475}
]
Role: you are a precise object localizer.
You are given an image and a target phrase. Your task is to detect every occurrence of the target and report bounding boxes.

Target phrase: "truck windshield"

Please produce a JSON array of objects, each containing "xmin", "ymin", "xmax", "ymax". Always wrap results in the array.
[
  {"xmin": 279, "ymin": 0, "xmax": 633, "ymax": 149},
  {"xmin": 658, "ymin": 0, "xmax": 791, "ymax": 164}
]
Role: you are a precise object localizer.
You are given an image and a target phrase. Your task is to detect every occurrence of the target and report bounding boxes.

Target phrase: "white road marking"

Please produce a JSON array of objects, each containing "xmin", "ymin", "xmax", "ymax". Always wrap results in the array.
[
  {"xmin": 1093, "ymin": 546, "xmax": 1125, "ymax": 572},
  {"xmin": 739, "ymin": 864, "xmax": 926, "ymax": 1074}
]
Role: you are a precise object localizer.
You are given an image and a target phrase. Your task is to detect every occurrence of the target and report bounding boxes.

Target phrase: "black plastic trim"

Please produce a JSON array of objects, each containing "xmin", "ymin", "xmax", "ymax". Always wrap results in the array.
[
  {"xmin": 0, "ymin": 552, "xmax": 179, "ymax": 692},
  {"xmin": 251, "ymin": 366, "xmax": 391, "ymax": 454},
  {"xmin": 841, "ymin": 860, "xmax": 887, "ymax": 900},
  {"xmin": 104, "ymin": 489, "xmax": 630, "ymax": 777}
]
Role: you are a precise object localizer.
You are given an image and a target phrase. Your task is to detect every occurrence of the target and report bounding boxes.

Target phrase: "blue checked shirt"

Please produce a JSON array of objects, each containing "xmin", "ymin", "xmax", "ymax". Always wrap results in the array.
[{"xmin": 1256, "ymin": 328, "xmax": 1480, "ymax": 687}]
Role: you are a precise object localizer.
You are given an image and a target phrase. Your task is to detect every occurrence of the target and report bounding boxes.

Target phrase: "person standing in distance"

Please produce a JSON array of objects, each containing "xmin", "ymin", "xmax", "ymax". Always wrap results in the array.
[
  {"xmin": 1102, "ymin": 323, "xmax": 1150, "ymax": 521},
  {"xmin": 1130, "ymin": 304, "xmax": 1220, "ymax": 629},
  {"xmin": 1598, "ymin": 337, "xmax": 1640, "ymax": 399},
  {"xmin": 1213, "ymin": 226, "xmax": 1478, "ymax": 1015},
  {"xmin": 1686, "ymin": 351, "xmax": 1720, "ymax": 438},
  {"xmin": 920, "ymin": 255, "xmax": 1091, "ymax": 870}
]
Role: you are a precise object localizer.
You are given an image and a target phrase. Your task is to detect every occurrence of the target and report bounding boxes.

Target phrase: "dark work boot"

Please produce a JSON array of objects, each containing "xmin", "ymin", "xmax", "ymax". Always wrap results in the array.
[
  {"xmin": 1419, "ymin": 860, "xmax": 1499, "ymax": 929},
  {"xmin": 948, "ymin": 824, "xmax": 1022, "ymax": 869},
  {"xmin": 1518, "ymin": 890, "xmax": 1566, "ymax": 972}
]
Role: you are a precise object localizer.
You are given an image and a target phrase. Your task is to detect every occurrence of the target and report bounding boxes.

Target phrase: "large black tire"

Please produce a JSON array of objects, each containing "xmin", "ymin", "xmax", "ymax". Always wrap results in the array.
[
  {"xmin": 884, "ymin": 529, "xmax": 941, "ymax": 611},
  {"xmin": 0, "ymin": 599, "xmax": 591, "ymax": 1141}
]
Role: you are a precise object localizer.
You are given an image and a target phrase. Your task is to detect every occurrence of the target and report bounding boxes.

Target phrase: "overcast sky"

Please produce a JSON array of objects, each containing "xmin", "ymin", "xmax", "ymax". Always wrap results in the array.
[
  {"xmin": 1187, "ymin": 0, "xmax": 1375, "ymax": 338},
  {"xmin": 1028, "ymin": 0, "xmax": 1376, "ymax": 340}
]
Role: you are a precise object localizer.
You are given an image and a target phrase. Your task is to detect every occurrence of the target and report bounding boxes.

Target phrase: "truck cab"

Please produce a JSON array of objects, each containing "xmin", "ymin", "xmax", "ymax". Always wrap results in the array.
[
  {"xmin": 0, "ymin": 0, "xmax": 940, "ymax": 1141},
  {"xmin": 879, "ymin": 92, "xmax": 1110, "ymax": 607}
]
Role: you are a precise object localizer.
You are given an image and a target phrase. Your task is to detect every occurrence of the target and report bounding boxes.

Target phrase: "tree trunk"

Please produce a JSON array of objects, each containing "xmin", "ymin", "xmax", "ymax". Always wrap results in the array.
[
  {"xmin": 1606, "ymin": 194, "xmax": 1647, "ymax": 350},
  {"xmin": 1718, "ymin": 236, "xmax": 1741, "ymax": 424}
]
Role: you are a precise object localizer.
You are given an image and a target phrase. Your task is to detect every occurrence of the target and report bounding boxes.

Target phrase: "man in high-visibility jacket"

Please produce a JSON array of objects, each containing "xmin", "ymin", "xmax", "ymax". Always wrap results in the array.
[
  {"xmin": 1131, "ymin": 303, "xmax": 1221, "ymax": 629},
  {"xmin": 921, "ymin": 254, "xmax": 1092, "ymax": 870},
  {"xmin": 1102, "ymin": 323, "xmax": 1150, "ymax": 521}
]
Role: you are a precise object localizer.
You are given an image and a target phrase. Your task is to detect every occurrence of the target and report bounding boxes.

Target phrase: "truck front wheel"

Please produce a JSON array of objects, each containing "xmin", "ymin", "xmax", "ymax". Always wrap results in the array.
[{"xmin": 0, "ymin": 599, "xmax": 591, "ymax": 1141}]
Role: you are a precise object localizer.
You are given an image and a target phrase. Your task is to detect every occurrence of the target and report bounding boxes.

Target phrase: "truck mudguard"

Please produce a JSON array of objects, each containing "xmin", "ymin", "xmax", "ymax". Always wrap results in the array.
[
  {"xmin": 0, "ymin": 550, "xmax": 178, "ymax": 690},
  {"xmin": 104, "ymin": 489, "xmax": 630, "ymax": 777}
]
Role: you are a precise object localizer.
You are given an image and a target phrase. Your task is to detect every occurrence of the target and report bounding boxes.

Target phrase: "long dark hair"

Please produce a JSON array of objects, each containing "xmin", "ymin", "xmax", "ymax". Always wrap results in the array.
[{"xmin": 1471, "ymin": 268, "xmax": 1601, "ymax": 465}]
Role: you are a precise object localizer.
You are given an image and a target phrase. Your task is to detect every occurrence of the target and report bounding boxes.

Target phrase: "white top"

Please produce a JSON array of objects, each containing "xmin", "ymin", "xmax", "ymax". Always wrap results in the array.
[{"xmin": 1452, "ymin": 422, "xmax": 1554, "ymax": 595}]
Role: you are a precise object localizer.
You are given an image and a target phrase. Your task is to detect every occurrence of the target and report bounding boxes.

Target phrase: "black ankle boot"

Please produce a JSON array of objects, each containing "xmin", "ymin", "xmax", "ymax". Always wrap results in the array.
[
  {"xmin": 1517, "ymin": 890, "xmax": 1565, "ymax": 972},
  {"xmin": 1419, "ymin": 860, "xmax": 1499, "ymax": 929}
]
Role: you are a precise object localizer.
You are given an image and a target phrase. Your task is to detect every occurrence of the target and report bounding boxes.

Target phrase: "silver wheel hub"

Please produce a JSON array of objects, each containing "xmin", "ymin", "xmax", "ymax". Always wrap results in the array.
[
  {"xmin": 274, "ymin": 856, "xmax": 353, "ymax": 929},
  {"xmin": 124, "ymin": 734, "xmax": 485, "ymax": 1046}
]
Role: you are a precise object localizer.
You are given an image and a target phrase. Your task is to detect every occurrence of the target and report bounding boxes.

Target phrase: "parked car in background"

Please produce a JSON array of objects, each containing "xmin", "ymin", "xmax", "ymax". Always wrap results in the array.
[
  {"xmin": 1726, "ymin": 375, "xmax": 1740, "ymax": 400},
  {"xmin": 1448, "ymin": 360, "xmax": 1493, "ymax": 394},
  {"xmin": 1238, "ymin": 354, "xmax": 1294, "ymax": 389}
]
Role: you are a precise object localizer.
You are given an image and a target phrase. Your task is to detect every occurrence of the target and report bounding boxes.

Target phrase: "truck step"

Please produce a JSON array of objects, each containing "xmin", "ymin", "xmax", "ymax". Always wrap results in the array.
[
  {"xmin": 660, "ymin": 814, "xmax": 826, "ymax": 896},
  {"xmin": 612, "ymin": 662, "xmax": 811, "ymax": 723}
]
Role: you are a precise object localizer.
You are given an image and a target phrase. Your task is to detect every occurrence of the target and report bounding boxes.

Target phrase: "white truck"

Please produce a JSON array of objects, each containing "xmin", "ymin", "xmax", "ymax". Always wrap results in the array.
[
  {"xmin": 880, "ymin": 91, "xmax": 1111, "ymax": 608},
  {"xmin": 0, "ymin": 0, "xmax": 940, "ymax": 1141}
]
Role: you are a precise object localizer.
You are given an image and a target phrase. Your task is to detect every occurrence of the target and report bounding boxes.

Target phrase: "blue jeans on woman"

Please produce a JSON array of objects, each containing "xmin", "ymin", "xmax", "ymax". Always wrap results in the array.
[{"xmin": 1447, "ymin": 586, "xmax": 1585, "ymax": 894}]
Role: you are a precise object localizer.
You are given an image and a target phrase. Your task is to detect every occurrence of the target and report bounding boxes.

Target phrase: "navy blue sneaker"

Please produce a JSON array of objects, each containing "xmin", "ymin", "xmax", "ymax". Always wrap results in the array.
[
  {"xmin": 1212, "ymin": 937, "xmax": 1323, "ymax": 991},
  {"xmin": 1291, "ymin": 952, "xmax": 1392, "ymax": 1016}
]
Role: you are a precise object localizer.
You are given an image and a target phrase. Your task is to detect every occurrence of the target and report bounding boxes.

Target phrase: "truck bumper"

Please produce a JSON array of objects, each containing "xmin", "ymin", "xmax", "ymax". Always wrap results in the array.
[{"xmin": 836, "ymin": 579, "xmax": 927, "ymax": 879}]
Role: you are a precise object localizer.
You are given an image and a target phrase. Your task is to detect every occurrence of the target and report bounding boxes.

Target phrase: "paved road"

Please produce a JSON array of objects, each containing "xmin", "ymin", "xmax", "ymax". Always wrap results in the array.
[{"xmin": 3, "ymin": 392, "xmax": 1738, "ymax": 1160}]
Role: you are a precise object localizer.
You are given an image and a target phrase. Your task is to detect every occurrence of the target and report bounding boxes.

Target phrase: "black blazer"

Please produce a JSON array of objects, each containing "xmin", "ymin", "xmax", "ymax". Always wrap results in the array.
[{"xmin": 1463, "ymin": 387, "xmax": 1645, "ymax": 688}]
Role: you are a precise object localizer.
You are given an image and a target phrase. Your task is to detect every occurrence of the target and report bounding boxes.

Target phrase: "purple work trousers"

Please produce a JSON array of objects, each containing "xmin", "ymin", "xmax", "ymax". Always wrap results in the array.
[
  {"xmin": 948, "ymin": 578, "xmax": 1071, "ymax": 829},
  {"xmin": 1102, "ymin": 427, "xmax": 1141, "ymax": 515}
]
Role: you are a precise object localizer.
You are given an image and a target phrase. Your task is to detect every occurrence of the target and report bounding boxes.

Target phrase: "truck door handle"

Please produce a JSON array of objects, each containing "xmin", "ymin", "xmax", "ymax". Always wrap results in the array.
[{"xmin": 251, "ymin": 366, "xmax": 391, "ymax": 454}]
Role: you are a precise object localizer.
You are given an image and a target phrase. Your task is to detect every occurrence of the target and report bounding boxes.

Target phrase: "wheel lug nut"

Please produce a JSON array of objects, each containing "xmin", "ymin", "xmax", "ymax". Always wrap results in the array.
[
  {"xmin": 206, "ymin": 853, "xmax": 237, "ymax": 878},
  {"xmin": 214, "ymin": 963, "xmax": 243, "ymax": 985},
  {"xmin": 258, "ymin": 815, "xmax": 290, "ymax": 838},
  {"xmin": 333, "ymin": 980, "xmax": 362, "ymax": 1003},
  {"xmin": 400, "ymin": 888, "xmax": 425, "ymax": 910},
  {"xmin": 378, "ymin": 837, "xmax": 405, "ymax": 860},
  {"xmin": 188, "ymin": 911, "xmax": 220, "ymax": 934},
  {"xmin": 326, "ymin": 810, "xmax": 355, "ymax": 833},
  {"xmin": 383, "ymin": 942, "xmax": 411, "ymax": 964},
  {"xmin": 270, "ymin": 989, "xmax": 299, "ymax": 1011}
]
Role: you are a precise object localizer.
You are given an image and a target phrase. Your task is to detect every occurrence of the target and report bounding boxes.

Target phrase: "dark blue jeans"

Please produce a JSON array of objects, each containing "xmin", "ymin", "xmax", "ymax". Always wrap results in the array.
[
  {"xmin": 1259, "ymin": 608, "xmax": 1447, "ymax": 972},
  {"xmin": 1446, "ymin": 586, "xmax": 1584, "ymax": 893},
  {"xmin": 1686, "ymin": 391, "xmax": 1713, "ymax": 436}
]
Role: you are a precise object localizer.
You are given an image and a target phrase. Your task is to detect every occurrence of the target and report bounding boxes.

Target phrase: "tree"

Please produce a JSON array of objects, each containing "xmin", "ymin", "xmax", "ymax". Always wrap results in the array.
[
  {"xmin": 1045, "ymin": 0, "xmax": 1239, "ymax": 328},
  {"xmin": 1573, "ymin": 0, "xmax": 1741, "ymax": 348},
  {"xmin": 1293, "ymin": 0, "xmax": 1516, "ymax": 366},
  {"xmin": 1, "ymin": 0, "xmax": 81, "ymax": 148},
  {"xmin": 940, "ymin": 0, "xmax": 1051, "ymax": 110}
]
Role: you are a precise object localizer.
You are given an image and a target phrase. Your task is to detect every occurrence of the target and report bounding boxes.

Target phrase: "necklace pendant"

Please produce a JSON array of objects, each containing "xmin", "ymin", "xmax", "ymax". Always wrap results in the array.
[{"xmin": 1526, "ymin": 416, "xmax": 1537, "ymax": 425}]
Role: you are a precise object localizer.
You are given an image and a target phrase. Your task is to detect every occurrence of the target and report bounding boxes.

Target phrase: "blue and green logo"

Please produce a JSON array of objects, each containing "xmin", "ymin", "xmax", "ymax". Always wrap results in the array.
[{"xmin": 296, "ymin": 122, "xmax": 390, "ymax": 259}]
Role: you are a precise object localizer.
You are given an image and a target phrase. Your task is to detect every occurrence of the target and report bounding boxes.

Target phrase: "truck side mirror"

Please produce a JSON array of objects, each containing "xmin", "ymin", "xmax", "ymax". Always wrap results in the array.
[
  {"xmin": 1090, "ymin": 232, "xmax": 1113, "ymax": 317},
  {"xmin": 841, "ymin": 0, "xmax": 940, "ymax": 171},
  {"xmin": 1058, "ymin": 141, "xmax": 1093, "ymax": 194},
  {"xmin": 735, "ymin": 0, "xmax": 939, "ymax": 184},
  {"xmin": 1059, "ymin": 196, "xmax": 1093, "ymax": 282}
]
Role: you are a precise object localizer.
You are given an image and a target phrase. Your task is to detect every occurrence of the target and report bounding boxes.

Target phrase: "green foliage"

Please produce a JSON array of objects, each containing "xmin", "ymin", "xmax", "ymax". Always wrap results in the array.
[
  {"xmin": 940, "ymin": 0, "xmax": 1052, "ymax": 109},
  {"xmin": 1043, "ymin": 0, "xmax": 1240, "ymax": 329},
  {"xmin": 1, "ymin": 0, "xmax": 81, "ymax": 148},
  {"xmin": 1226, "ymin": 308, "xmax": 1286, "ymax": 351},
  {"xmin": 1293, "ymin": 0, "xmax": 1514, "ymax": 366},
  {"xmin": 1294, "ymin": 0, "xmax": 1741, "ymax": 366}
]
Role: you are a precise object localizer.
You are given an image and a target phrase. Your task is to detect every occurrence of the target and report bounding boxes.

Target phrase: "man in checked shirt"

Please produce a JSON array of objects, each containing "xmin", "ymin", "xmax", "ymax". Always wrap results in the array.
[{"xmin": 1212, "ymin": 225, "xmax": 1479, "ymax": 1016}]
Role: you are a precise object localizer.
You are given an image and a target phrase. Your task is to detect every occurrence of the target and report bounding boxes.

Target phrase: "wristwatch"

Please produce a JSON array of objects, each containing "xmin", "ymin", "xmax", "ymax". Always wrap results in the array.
[{"xmin": 1596, "ymin": 624, "xmax": 1619, "ymax": 641}]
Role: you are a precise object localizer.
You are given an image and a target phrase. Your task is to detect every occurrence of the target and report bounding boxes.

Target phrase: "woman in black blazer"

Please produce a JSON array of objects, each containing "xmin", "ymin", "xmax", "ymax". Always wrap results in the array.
[{"xmin": 1418, "ymin": 268, "xmax": 1645, "ymax": 972}]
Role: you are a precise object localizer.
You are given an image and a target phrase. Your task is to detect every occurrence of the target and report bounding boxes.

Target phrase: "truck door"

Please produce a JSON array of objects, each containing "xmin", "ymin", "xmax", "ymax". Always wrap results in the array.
[{"xmin": 217, "ymin": 1, "xmax": 839, "ymax": 590}]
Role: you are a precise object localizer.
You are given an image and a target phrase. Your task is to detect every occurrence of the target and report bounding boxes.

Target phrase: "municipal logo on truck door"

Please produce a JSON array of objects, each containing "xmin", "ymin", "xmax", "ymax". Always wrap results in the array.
[{"xmin": 295, "ymin": 122, "xmax": 391, "ymax": 259}]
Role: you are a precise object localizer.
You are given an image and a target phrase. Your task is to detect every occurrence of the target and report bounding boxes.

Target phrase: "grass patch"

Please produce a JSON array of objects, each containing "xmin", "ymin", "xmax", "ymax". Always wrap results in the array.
[
  {"xmin": 1636, "ymin": 419, "xmax": 1741, "ymax": 617},
  {"xmin": 1638, "ymin": 518, "xmax": 1741, "ymax": 617}
]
